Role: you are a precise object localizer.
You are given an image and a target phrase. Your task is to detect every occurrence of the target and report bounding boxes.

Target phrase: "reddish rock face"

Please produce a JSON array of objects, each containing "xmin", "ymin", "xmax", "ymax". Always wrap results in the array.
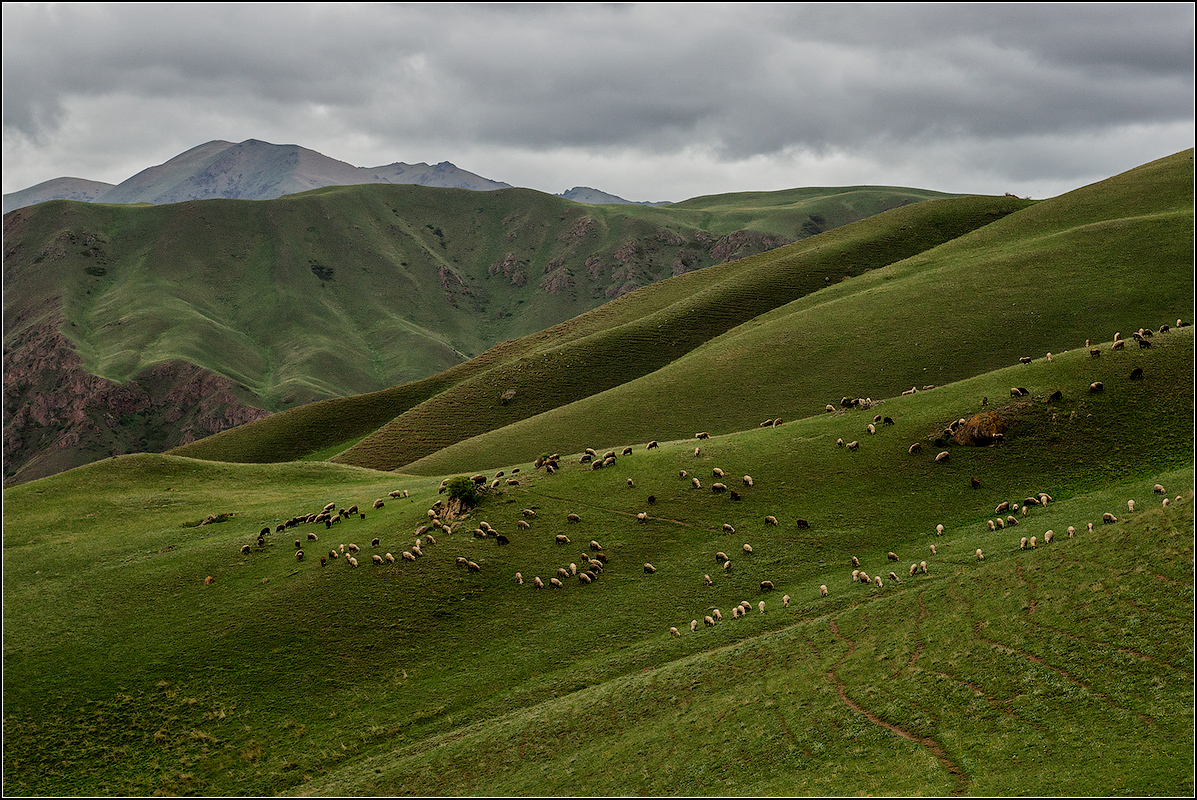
[{"xmin": 4, "ymin": 306, "xmax": 269, "ymax": 485}]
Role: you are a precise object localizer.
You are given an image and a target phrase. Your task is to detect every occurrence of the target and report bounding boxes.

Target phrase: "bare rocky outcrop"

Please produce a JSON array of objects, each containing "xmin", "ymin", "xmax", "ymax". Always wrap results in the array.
[{"xmin": 4, "ymin": 309, "xmax": 269, "ymax": 485}]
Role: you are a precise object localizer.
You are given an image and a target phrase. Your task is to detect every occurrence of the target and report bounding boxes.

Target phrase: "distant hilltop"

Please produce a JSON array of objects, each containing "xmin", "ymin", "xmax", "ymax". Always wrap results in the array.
[{"xmin": 3, "ymin": 139, "xmax": 666, "ymax": 213}]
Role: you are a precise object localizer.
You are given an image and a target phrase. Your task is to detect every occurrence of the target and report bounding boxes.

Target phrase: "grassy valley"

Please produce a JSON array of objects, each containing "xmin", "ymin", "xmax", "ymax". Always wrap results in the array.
[
  {"xmin": 2, "ymin": 150, "xmax": 1193, "ymax": 796},
  {"xmin": 4, "ymin": 181, "xmax": 947, "ymax": 484}
]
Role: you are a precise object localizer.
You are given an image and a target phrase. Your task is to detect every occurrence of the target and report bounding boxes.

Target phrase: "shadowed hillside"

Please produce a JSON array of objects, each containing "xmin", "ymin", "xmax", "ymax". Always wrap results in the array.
[{"xmin": 3, "ymin": 178, "xmax": 947, "ymax": 484}]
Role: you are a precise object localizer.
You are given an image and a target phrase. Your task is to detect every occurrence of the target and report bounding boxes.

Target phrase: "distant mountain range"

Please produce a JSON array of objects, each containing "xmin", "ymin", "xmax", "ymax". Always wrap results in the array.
[{"xmin": 3, "ymin": 139, "xmax": 657, "ymax": 213}]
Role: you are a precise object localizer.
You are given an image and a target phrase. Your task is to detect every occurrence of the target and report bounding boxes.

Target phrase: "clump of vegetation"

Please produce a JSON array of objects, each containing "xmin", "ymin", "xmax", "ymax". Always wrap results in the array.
[{"xmin": 444, "ymin": 475, "xmax": 480, "ymax": 508}]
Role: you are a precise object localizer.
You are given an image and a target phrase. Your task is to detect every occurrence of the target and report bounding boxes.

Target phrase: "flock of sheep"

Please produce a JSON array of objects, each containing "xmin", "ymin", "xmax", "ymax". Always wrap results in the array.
[{"xmin": 226, "ymin": 321, "xmax": 1186, "ymax": 647}]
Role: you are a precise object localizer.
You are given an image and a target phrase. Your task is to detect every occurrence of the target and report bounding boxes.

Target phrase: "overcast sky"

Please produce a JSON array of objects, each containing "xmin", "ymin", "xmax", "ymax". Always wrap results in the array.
[{"xmin": 3, "ymin": 3, "xmax": 1193, "ymax": 202}]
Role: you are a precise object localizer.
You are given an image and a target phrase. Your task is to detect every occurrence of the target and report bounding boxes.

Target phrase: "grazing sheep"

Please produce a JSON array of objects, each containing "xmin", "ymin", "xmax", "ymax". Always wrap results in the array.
[
  {"xmin": 1088, "ymin": 522, "xmax": 1095, "ymax": 533},
  {"xmin": 996, "ymin": 517, "xmax": 1006, "ymax": 529},
  {"xmin": 403, "ymin": 551, "xmax": 417, "ymax": 562},
  {"xmin": 690, "ymin": 619, "xmax": 698, "ymax": 632},
  {"xmin": 838, "ymin": 438, "xmax": 845, "ymax": 448},
  {"xmin": 557, "ymin": 567, "xmax": 571, "ymax": 581},
  {"xmin": 888, "ymin": 572, "xmax": 900, "ymax": 582},
  {"xmin": 694, "ymin": 447, "xmax": 701, "ymax": 458},
  {"xmin": 712, "ymin": 608, "xmax": 723, "ymax": 621},
  {"xmin": 851, "ymin": 555, "xmax": 860, "ymax": 567},
  {"xmin": 758, "ymin": 601, "xmax": 766, "ymax": 615},
  {"xmin": 743, "ymin": 475, "xmax": 755, "ymax": 487},
  {"xmin": 556, "ymin": 534, "xmax": 571, "ymax": 545},
  {"xmin": 704, "ymin": 574, "xmax": 713, "ymax": 586},
  {"xmin": 296, "ymin": 550, "xmax": 304, "ymax": 561},
  {"xmin": 867, "ymin": 423, "xmax": 876, "ymax": 435},
  {"xmin": 936, "ymin": 523, "xmax": 944, "ymax": 536},
  {"xmin": 373, "ymin": 499, "xmax": 385, "ymax": 510},
  {"xmin": 976, "ymin": 549, "xmax": 984, "ymax": 560},
  {"xmin": 704, "ymin": 615, "xmax": 716, "ymax": 628},
  {"xmin": 328, "ymin": 549, "xmax": 338, "ymax": 560},
  {"xmin": 847, "ymin": 441, "xmax": 860, "ymax": 451},
  {"xmin": 1103, "ymin": 512, "xmax": 1117, "ymax": 524},
  {"xmin": 347, "ymin": 543, "xmax": 360, "ymax": 554},
  {"xmin": 549, "ymin": 577, "xmax": 563, "ymax": 588},
  {"xmin": 764, "ymin": 515, "xmax": 779, "ymax": 527},
  {"xmin": 712, "ymin": 467, "xmax": 725, "ymax": 478},
  {"xmin": 1019, "ymin": 356, "xmax": 1032, "ymax": 364},
  {"xmin": 712, "ymin": 482, "xmax": 728, "ymax": 493},
  {"xmin": 1163, "ymin": 498, "xmax": 1170, "ymax": 507},
  {"xmin": 307, "ymin": 532, "xmax": 319, "ymax": 541},
  {"xmin": 1089, "ymin": 348, "xmax": 1101, "ymax": 357},
  {"xmin": 589, "ymin": 540, "xmax": 603, "ymax": 552},
  {"xmin": 732, "ymin": 605, "xmax": 743, "ymax": 619},
  {"xmin": 1154, "ymin": 484, "xmax": 1166, "ymax": 494},
  {"xmin": 723, "ymin": 523, "xmax": 735, "ymax": 534},
  {"xmin": 347, "ymin": 556, "xmax": 358, "ymax": 567},
  {"xmin": 887, "ymin": 552, "xmax": 898, "ymax": 562},
  {"xmin": 670, "ymin": 626, "xmax": 680, "ymax": 638},
  {"xmin": 1022, "ymin": 506, "xmax": 1029, "ymax": 517},
  {"xmin": 495, "ymin": 534, "xmax": 510, "ymax": 546},
  {"xmin": 920, "ymin": 561, "xmax": 928, "ymax": 574},
  {"xmin": 370, "ymin": 537, "xmax": 380, "ymax": 547},
  {"xmin": 858, "ymin": 572, "xmax": 870, "ymax": 584},
  {"xmin": 579, "ymin": 573, "xmax": 593, "ymax": 585},
  {"xmin": 385, "ymin": 553, "xmax": 396, "ymax": 564},
  {"xmin": 723, "ymin": 559, "xmax": 732, "ymax": 571},
  {"xmin": 1128, "ymin": 499, "xmax": 1135, "ymax": 513},
  {"xmin": 988, "ymin": 519, "xmax": 996, "ymax": 531},
  {"xmin": 795, "ymin": 518, "xmax": 810, "ymax": 529},
  {"xmin": 1029, "ymin": 536, "xmax": 1037, "ymax": 548},
  {"xmin": 372, "ymin": 554, "xmax": 383, "ymax": 565},
  {"xmin": 909, "ymin": 563, "xmax": 918, "ymax": 577},
  {"xmin": 760, "ymin": 580, "xmax": 774, "ymax": 592},
  {"xmin": 644, "ymin": 563, "xmax": 657, "ymax": 573},
  {"xmin": 1090, "ymin": 381, "xmax": 1105, "ymax": 394},
  {"xmin": 1005, "ymin": 515, "xmax": 1018, "ymax": 526},
  {"xmin": 930, "ymin": 544, "xmax": 937, "ymax": 555},
  {"xmin": 567, "ymin": 513, "xmax": 581, "ymax": 524},
  {"xmin": 637, "ymin": 512, "xmax": 649, "ymax": 523},
  {"xmin": 874, "ymin": 575, "xmax": 883, "ymax": 588},
  {"xmin": 1044, "ymin": 530, "xmax": 1054, "ymax": 544},
  {"xmin": 1020, "ymin": 537, "xmax": 1028, "ymax": 550},
  {"xmin": 852, "ymin": 569, "xmax": 860, "ymax": 582},
  {"xmin": 692, "ymin": 477, "xmax": 702, "ymax": 489},
  {"xmin": 716, "ymin": 551, "xmax": 729, "ymax": 563},
  {"xmin": 743, "ymin": 544, "xmax": 753, "ymax": 555},
  {"xmin": 240, "ymin": 544, "xmax": 251, "ymax": 555},
  {"xmin": 534, "ymin": 576, "xmax": 545, "ymax": 589},
  {"xmin": 935, "ymin": 451, "xmax": 950, "ymax": 462},
  {"xmin": 295, "ymin": 539, "xmax": 303, "ymax": 549},
  {"xmin": 909, "ymin": 443, "xmax": 923, "ymax": 454}
]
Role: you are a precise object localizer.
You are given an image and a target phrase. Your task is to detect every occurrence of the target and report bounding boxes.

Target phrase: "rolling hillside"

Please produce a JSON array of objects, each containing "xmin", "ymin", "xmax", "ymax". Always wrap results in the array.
[
  {"xmin": 3, "ymin": 321, "xmax": 1192, "ymax": 795},
  {"xmin": 170, "ymin": 150, "xmax": 1193, "ymax": 477},
  {"xmin": 4, "ymin": 179, "xmax": 947, "ymax": 484}
]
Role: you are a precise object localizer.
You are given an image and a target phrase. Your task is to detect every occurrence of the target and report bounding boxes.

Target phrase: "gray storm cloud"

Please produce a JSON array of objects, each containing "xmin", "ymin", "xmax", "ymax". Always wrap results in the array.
[{"xmin": 3, "ymin": 3, "xmax": 1192, "ymax": 199}]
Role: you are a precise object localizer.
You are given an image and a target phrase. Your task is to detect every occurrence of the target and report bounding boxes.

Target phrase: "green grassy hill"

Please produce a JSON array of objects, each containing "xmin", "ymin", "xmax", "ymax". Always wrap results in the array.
[
  {"xmin": 3, "ymin": 326, "xmax": 1192, "ymax": 796},
  {"xmin": 173, "ymin": 151, "xmax": 1192, "ymax": 476},
  {"xmin": 3, "ymin": 181, "xmax": 948, "ymax": 484}
]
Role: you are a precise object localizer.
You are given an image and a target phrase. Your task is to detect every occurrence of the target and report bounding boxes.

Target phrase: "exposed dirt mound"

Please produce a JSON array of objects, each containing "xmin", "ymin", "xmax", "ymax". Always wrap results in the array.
[{"xmin": 953, "ymin": 411, "xmax": 1008, "ymax": 446}]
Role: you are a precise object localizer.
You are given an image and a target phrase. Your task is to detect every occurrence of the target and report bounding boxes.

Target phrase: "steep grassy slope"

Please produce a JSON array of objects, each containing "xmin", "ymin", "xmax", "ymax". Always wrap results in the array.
[
  {"xmin": 173, "ymin": 192, "xmax": 1027, "ymax": 468},
  {"xmin": 402, "ymin": 150, "xmax": 1194, "ymax": 476},
  {"xmin": 4, "ymin": 181, "xmax": 946, "ymax": 484},
  {"xmin": 3, "ymin": 328, "xmax": 1192, "ymax": 796}
]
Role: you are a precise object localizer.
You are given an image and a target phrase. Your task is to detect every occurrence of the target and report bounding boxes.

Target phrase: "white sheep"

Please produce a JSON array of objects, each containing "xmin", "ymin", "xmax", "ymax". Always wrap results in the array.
[
  {"xmin": 691, "ymin": 619, "xmax": 698, "ymax": 632},
  {"xmin": 1029, "ymin": 536, "xmax": 1037, "ymax": 548},
  {"xmin": 743, "ymin": 475, "xmax": 754, "ymax": 487},
  {"xmin": 758, "ymin": 601, "xmax": 766, "ymax": 615},
  {"xmin": 1044, "ymin": 530, "xmax": 1053, "ymax": 544},
  {"xmin": 936, "ymin": 523, "xmax": 944, "ymax": 536},
  {"xmin": 995, "ymin": 517, "xmax": 1006, "ymax": 530},
  {"xmin": 743, "ymin": 543, "xmax": 753, "ymax": 554},
  {"xmin": 712, "ymin": 608, "xmax": 723, "ymax": 621},
  {"xmin": 549, "ymin": 577, "xmax": 563, "ymax": 588},
  {"xmin": 385, "ymin": 552, "xmax": 396, "ymax": 564},
  {"xmin": 704, "ymin": 615, "xmax": 716, "ymax": 627},
  {"xmin": 930, "ymin": 544, "xmax": 937, "ymax": 555},
  {"xmin": 1154, "ymin": 484, "xmax": 1166, "ymax": 495},
  {"xmin": 764, "ymin": 515, "xmax": 778, "ymax": 526},
  {"xmin": 1127, "ymin": 499, "xmax": 1135, "ymax": 513},
  {"xmin": 534, "ymin": 576, "xmax": 544, "ymax": 589},
  {"xmin": 1020, "ymin": 537, "xmax": 1028, "ymax": 550},
  {"xmin": 873, "ymin": 575, "xmax": 883, "ymax": 588},
  {"xmin": 703, "ymin": 574, "xmax": 713, "ymax": 586},
  {"xmin": 1103, "ymin": 513, "xmax": 1117, "ymax": 524},
  {"xmin": 976, "ymin": 548, "xmax": 984, "ymax": 560},
  {"xmin": 723, "ymin": 559, "xmax": 732, "ymax": 571},
  {"xmin": 732, "ymin": 605, "xmax": 743, "ymax": 619},
  {"xmin": 1087, "ymin": 522, "xmax": 1094, "ymax": 533},
  {"xmin": 670, "ymin": 626, "xmax": 680, "ymax": 638},
  {"xmin": 920, "ymin": 561, "xmax": 928, "ymax": 574},
  {"xmin": 847, "ymin": 441, "xmax": 860, "ymax": 451},
  {"xmin": 713, "ymin": 467, "xmax": 725, "ymax": 478},
  {"xmin": 644, "ymin": 563, "xmax": 657, "ymax": 574},
  {"xmin": 987, "ymin": 519, "xmax": 996, "ymax": 531},
  {"xmin": 909, "ymin": 563, "xmax": 917, "ymax": 577},
  {"xmin": 372, "ymin": 554, "xmax": 383, "ymax": 565},
  {"xmin": 723, "ymin": 523, "xmax": 736, "ymax": 534},
  {"xmin": 347, "ymin": 556, "xmax": 358, "ymax": 567},
  {"xmin": 637, "ymin": 512, "xmax": 649, "ymax": 523},
  {"xmin": 1163, "ymin": 498, "xmax": 1170, "ymax": 507},
  {"xmin": 935, "ymin": 451, "xmax": 949, "ymax": 462},
  {"xmin": 1067, "ymin": 526, "xmax": 1076, "ymax": 537}
]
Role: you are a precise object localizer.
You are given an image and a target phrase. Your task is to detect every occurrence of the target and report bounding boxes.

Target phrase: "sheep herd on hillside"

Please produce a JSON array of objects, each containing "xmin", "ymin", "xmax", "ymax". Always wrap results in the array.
[{"xmin": 220, "ymin": 321, "xmax": 1188, "ymax": 650}]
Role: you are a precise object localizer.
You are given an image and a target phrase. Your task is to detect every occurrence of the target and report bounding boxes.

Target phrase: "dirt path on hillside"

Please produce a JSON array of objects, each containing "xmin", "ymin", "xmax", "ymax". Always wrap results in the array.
[{"xmin": 827, "ymin": 617, "xmax": 969, "ymax": 796}]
